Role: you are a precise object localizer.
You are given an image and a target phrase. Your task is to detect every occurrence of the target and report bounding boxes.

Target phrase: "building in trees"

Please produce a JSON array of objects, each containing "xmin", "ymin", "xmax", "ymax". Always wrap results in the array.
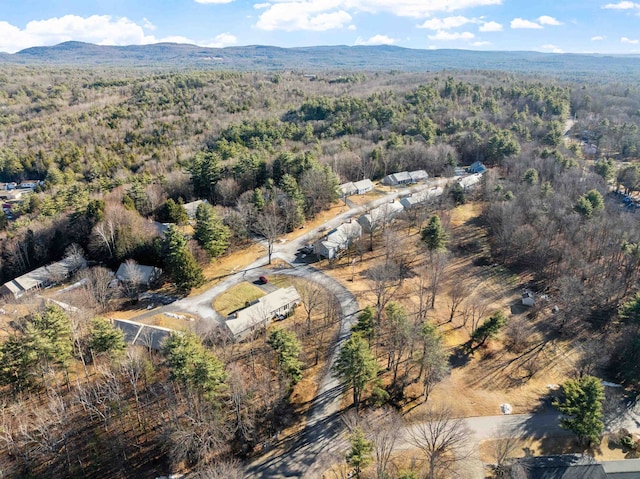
[
  {"xmin": 466, "ymin": 161, "xmax": 487, "ymax": 174},
  {"xmin": 400, "ymin": 186, "xmax": 444, "ymax": 209},
  {"xmin": 225, "ymin": 286, "xmax": 301, "ymax": 340},
  {"xmin": 382, "ymin": 171, "xmax": 412, "ymax": 186},
  {"xmin": 457, "ymin": 173, "xmax": 483, "ymax": 190},
  {"xmin": 340, "ymin": 179, "xmax": 374, "ymax": 197},
  {"xmin": 409, "ymin": 170, "xmax": 429, "ymax": 182},
  {"xmin": 357, "ymin": 202, "xmax": 404, "ymax": 233},
  {"xmin": 182, "ymin": 199, "xmax": 208, "ymax": 220},
  {"xmin": 0, "ymin": 256, "xmax": 87, "ymax": 299},
  {"xmin": 314, "ymin": 222, "xmax": 362, "ymax": 260},
  {"xmin": 113, "ymin": 318, "xmax": 174, "ymax": 350},
  {"xmin": 115, "ymin": 262, "xmax": 162, "ymax": 289}
]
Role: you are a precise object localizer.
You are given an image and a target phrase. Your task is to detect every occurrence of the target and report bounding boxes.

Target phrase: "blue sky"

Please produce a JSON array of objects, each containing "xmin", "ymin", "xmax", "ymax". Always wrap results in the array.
[{"xmin": 1, "ymin": 0, "xmax": 640, "ymax": 54}]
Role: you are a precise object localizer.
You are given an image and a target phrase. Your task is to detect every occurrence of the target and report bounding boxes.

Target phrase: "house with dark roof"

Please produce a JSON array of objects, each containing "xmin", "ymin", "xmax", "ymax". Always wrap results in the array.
[
  {"xmin": 113, "ymin": 318, "xmax": 174, "ymax": 350},
  {"xmin": 510, "ymin": 455, "xmax": 605, "ymax": 479},
  {"xmin": 467, "ymin": 161, "xmax": 487, "ymax": 174}
]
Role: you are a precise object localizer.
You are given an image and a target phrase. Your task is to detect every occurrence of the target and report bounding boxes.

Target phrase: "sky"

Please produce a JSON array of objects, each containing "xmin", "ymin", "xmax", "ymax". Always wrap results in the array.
[{"xmin": 1, "ymin": 0, "xmax": 640, "ymax": 54}]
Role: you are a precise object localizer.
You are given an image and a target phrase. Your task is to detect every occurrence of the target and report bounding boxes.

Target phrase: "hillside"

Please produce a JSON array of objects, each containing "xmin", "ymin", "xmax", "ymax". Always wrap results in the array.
[{"xmin": 3, "ymin": 41, "xmax": 640, "ymax": 79}]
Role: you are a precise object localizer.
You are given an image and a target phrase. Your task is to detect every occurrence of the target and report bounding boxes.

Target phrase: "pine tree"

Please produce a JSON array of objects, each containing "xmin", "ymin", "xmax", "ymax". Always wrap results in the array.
[
  {"xmin": 333, "ymin": 333, "xmax": 378, "ymax": 411},
  {"xmin": 470, "ymin": 311, "xmax": 508, "ymax": 348},
  {"xmin": 421, "ymin": 215, "xmax": 447, "ymax": 253},
  {"xmin": 267, "ymin": 328, "xmax": 303, "ymax": 385},
  {"xmin": 553, "ymin": 375, "xmax": 604, "ymax": 446},
  {"xmin": 346, "ymin": 427, "xmax": 373, "ymax": 479},
  {"xmin": 163, "ymin": 225, "xmax": 204, "ymax": 293},
  {"xmin": 88, "ymin": 317, "xmax": 126, "ymax": 358},
  {"xmin": 194, "ymin": 203, "xmax": 231, "ymax": 258}
]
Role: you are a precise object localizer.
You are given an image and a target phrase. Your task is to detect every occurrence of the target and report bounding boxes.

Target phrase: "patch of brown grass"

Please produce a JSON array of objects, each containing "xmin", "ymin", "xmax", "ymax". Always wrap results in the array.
[{"xmin": 213, "ymin": 281, "xmax": 266, "ymax": 316}]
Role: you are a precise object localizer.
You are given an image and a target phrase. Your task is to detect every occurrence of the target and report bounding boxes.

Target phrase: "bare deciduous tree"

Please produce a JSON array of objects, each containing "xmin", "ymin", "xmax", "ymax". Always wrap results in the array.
[
  {"xmin": 367, "ymin": 262, "xmax": 403, "ymax": 325},
  {"xmin": 297, "ymin": 279, "xmax": 326, "ymax": 335},
  {"xmin": 362, "ymin": 408, "xmax": 403, "ymax": 479},
  {"xmin": 253, "ymin": 204, "xmax": 283, "ymax": 265},
  {"xmin": 409, "ymin": 406, "xmax": 471, "ymax": 479}
]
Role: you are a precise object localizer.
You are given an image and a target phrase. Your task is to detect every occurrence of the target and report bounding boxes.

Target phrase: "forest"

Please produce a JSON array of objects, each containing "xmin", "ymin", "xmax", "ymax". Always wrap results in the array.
[{"xmin": 1, "ymin": 64, "xmax": 640, "ymax": 478}]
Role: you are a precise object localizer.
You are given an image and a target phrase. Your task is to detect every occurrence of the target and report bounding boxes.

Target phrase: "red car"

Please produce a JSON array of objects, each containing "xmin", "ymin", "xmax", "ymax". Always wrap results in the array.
[{"xmin": 259, "ymin": 276, "xmax": 269, "ymax": 284}]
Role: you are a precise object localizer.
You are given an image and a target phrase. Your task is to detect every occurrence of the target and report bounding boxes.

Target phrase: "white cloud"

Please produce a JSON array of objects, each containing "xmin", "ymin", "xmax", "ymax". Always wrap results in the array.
[
  {"xmin": 0, "ymin": 15, "xmax": 158, "ymax": 53},
  {"xmin": 510, "ymin": 18, "xmax": 543, "ymax": 29},
  {"xmin": 591, "ymin": 35, "xmax": 605, "ymax": 40},
  {"xmin": 0, "ymin": 15, "xmax": 239, "ymax": 53},
  {"xmin": 254, "ymin": 2, "xmax": 271, "ymax": 8},
  {"xmin": 428, "ymin": 30, "xmax": 474, "ymax": 40},
  {"xmin": 479, "ymin": 21, "xmax": 502, "ymax": 31},
  {"xmin": 142, "ymin": 18, "xmax": 156, "ymax": 31},
  {"xmin": 417, "ymin": 16, "xmax": 474, "ymax": 30},
  {"xmin": 471, "ymin": 40, "xmax": 491, "ymax": 46},
  {"xmin": 541, "ymin": 43, "xmax": 563, "ymax": 53},
  {"xmin": 203, "ymin": 32, "xmax": 238, "ymax": 47},
  {"xmin": 355, "ymin": 34, "xmax": 398, "ymax": 45},
  {"xmin": 621, "ymin": 36, "xmax": 639, "ymax": 43},
  {"xmin": 603, "ymin": 1, "xmax": 640, "ymax": 9},
  {"xmin": 348, "ymin": 24, "xmax": 357, "ymax": 30},
  {"xmin": 537, "ymin": 15, "xmax": 562, "ymax": 25},
  {"xmin": 254, "ymin": 0, "xmax": 503, "ymax": 31},
  {"xmin": 256, "ymin": 1, "xmax": 352, "ymax": 31},
  {"xmin": 195, "ymin": 0, "xmax": 235, "ymax": 3}
]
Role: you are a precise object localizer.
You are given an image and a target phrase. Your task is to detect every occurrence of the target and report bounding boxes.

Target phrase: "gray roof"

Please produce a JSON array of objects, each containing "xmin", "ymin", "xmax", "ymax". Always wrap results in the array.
[
  {"xmin": 226, "ymin": 286, "xmax": 300, "ymax": 339},
  {"xmin": 511, "ymin": 455, "xmax": 606, "ymax": 479},
  {"xmin": 113, "ymin": 319, "xmax": 174, "ymax": 350},
  {"xmin": 115, "ymin": 263, "xmax": 161, "ymax": 285},
  {"xmin": 409, "ymin": 170, "xmax": 429, "ymax": 181},
  {"xmin": 358, "ymin": 202, "xmax": 404, "ymax": 231},
  {"xmin": 339, "ymin": 182, "xmax": 357, "ymax": 196},
  {"xmin": 385, "ymin": 171, "xmax": 412, "ymax": 184},
  {"xmin": 183, "ymin": 199, "xmax": 207, "ymax": 219},
  {"xmin": 1, "ymin": 256, "xmax": 87, "ymax": 298},
  {"xmin": 353, "ymin": 179, "xmax": 373, "ymax": 191}
]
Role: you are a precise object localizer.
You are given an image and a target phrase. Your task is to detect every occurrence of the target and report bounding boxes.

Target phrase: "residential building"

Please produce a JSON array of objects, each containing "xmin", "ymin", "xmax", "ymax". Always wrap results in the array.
[
  {"xmin": 225, "ymin": 286, "xmax": 301, "ymax": 340},
  {"xmin": 353, "ymin": 179, "xmax": 374, "ymax": 194},
  {"xmin": 400, "ymin": 186, "xmax": 444, "ymax": 209},
  {"xmin": 457, "ymin": 173, "xmax": 483, "ymax": 190},
  {"xmin": 115, "ymin": 263, "xmax": 162, "ymax": 289},
  {"xmin": 314, "ymin": 222, "xmax": 362, "ymax": 259},
  {"xmin": 183, "ymin": 199, "xmax": 208, "ymax": 220},
  {"xmin": 409, "ymin": 170, "xmax": 429, "ymax": 183},
  {"xmin": 467, "ymin": 161, "xmax": 487, "ymax": 174},
  {"xmin": 113, "ymin": 318, "xmax": 174, "ymax": 350},
  {"xmin": 382, "ymin": 171, "xmax": 413, "ymax": 186},
  {"xmin": 357, "ymin": 201, "xmax": 404, "ymax": 233},
  {"xmin": 339, "ymin": 182, "xmax": 357, "ymax": 197},
  {"xmin": 508, "ymin": 454, "xmax": 640, "ymax": 479},
  {"xmin": 0, "ymin": 256, "xmax": 87, "ymax": 299}
]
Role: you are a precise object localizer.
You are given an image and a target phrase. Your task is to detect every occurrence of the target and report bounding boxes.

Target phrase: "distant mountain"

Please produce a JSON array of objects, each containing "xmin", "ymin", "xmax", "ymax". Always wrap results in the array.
[{"xmin": 4, "ymin": 41, "xmax": 640, "ymax": 78}]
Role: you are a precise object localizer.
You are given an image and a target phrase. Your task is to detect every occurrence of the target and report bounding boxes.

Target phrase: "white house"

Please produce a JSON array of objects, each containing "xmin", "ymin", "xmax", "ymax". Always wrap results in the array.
[
  {"xmin": 399, "ymin": 186, "xmax": 444, "ymax": 209},
  {"xmin": 382, "ymin": 171, "xmax": 413, "ymax": 186},
  {"xmin": 409, "ymin": 170, "xmax": 429, "ymax": 183},
  {"xmin": 339, "ymin": 182, "xmax": 357, "ymax": 197},
  {"xmin": 314, "ymin": 222, "xmax": 362, "ymax": 259},
  {"xmin": 225, "ymin": 286, "xmax": 301, "ymax": 340},
  {"xmin": 353, "ymin": 179, "xmax": 374, "ymax": 194},
  {"xmin": 357, "ymin": 201, "xmax": 404, "ymax": 233},
  {"xmin": 457, "ymin": 173, "xmax": 483, "ymax": 190},
  {"xmin": 0, "ymin": 256, "xmax": 87, "ymax": 299},
  {"xmin": 18, "ymin": 180, "xmax": 39, "ymax": 189}
]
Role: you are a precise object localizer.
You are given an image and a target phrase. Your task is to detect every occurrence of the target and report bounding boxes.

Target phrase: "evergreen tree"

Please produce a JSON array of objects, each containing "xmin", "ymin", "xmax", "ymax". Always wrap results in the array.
[
  {"xmin": 267, "ymin": 328, "xmax": 303, "ymax": 386},
  {"xmin": 194, "ymin": 203, "xmax": 231, "ymax": 259},
  {"xmin": 164, "ymin": 332, "xmax": 226, "ymax": 402},
  {"xmin": 522, "ymin": 168, "xmax": 539, "ymax": 185},
  {"xmin": 421, "ymin": 215, "xmax": 447, "ymax": 253},
  {"xmin": 553, "ymin": 375, "xmax": 604, "ymax": 446},
  {"xmin": 279, "ymin": 173, "xmax": 305, "ymax": 230},
  {"xmin": 470, "ymin": 311, "xmax": 508, "ymax": 348},
  {"xmin": 352, "ymin": 306, "xmax": 375, "ymax": 341},
  {"xmin": 164, "ymin": 198, "xmax": 189, "ymax": 225},
  {"xmin": 346, "ymin": 427, "xmax": 373, "ymax": 479},
  {"xmin": 190, "ymin": 150, "xmax": 221, "ymax": 202},
  {"xmin": 162, "ymin": 225, "xmax": 204, "ymax": 293},
  {"xmin": 333, "ymin": 333, "xmax": 378, "ymax": 411},
  {"xmin": 88, "ymin": 317, "xmax": 126, "ymax": 358}
]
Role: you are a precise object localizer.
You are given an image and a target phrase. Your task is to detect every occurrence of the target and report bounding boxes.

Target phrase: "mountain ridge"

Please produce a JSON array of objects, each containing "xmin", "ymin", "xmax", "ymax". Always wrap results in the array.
[{"xmin": 3, "ymin": 41, "xmax": 640, "ymax": 78}]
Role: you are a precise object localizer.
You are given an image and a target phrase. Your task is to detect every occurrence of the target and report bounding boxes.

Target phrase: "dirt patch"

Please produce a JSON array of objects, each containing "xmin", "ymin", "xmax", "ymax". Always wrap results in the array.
[{"xmin": 213, "ymin": 281, "xmax": 266, "ymax": 316}]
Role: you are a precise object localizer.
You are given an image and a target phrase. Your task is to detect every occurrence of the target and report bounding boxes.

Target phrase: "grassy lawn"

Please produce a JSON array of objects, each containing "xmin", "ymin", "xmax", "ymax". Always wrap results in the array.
[{"xmin": 213, "ymin": 281, "xmax": 266, "ymax": 316}]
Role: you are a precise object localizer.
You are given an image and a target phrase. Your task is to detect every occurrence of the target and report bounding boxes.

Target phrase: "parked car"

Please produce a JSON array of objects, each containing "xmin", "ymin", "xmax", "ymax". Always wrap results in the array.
[{"xmin": 259, "ymin": 275, "xmax": 269, "ymax": 284}]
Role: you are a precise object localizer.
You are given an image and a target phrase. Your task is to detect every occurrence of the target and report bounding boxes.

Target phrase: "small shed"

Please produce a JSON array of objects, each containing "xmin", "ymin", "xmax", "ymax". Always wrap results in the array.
[{"xmin": 522, "ymin": 289, "xmax": 535, "ymax": 307}]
